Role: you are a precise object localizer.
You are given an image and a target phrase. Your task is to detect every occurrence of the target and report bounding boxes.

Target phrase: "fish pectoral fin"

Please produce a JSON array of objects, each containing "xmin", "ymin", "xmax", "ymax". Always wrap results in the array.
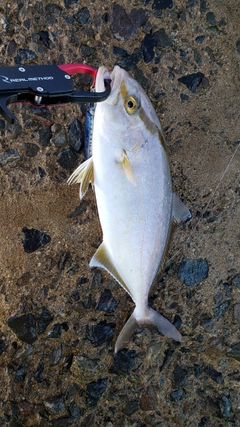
[
  {"xmin": 67, "ymin": 157, "xmax": 94, "ymax": 199},
  {"xmin": 89, "ymin": 242, "xmax": 131, "ymax": 296},
  {"xmin": 115, "ymin": 306, "xmax": 184, "ymax": 353},
  {"xmin": 172, "ymin": 193, "xmax": 191, "ymax": 224},
  {"xmin": 118, "ymin": 150, "xmax": 136, "ymax": 186}
]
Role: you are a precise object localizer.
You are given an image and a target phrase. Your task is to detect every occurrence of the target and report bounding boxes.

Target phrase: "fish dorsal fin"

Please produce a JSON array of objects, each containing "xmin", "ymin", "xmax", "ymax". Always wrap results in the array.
[
  {"xmin": 119, "ymin": 150, "xmax": 136, "ymax": 186},
  {"xmin": 172, "ymin": 193, "xmax": 191, "ymax": 224},
  {"xmin": 90, "ymin": 242, "xmax": 132, "ymax": 297},
  {"xmin": 67, "ymin": 157, "xmax": 94, "ymax": 199}
]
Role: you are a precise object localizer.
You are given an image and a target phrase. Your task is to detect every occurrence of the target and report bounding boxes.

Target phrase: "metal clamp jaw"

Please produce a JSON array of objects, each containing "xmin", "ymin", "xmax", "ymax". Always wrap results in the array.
[{"xmin": 0, "ymin": 63, "xmax": 111, "ymax": 124}]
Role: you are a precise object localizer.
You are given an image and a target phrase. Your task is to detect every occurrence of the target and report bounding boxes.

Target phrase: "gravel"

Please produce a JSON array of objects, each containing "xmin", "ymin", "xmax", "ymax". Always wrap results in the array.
[{"xmin": 0, "ymin": 0, "xmax": 240, "ymax": 425}]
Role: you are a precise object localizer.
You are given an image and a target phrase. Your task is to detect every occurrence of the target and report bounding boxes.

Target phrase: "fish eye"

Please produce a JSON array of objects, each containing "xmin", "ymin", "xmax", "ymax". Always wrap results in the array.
[{"xmin": 124, "ymin": 95, "xmax": 139, "ymax": 115}]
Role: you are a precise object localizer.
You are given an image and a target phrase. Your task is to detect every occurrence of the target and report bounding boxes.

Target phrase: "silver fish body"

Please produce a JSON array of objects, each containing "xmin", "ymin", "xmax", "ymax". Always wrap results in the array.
[{"xmin": 68, "ymin": 65, "xmax": 190, "ymax": 352}]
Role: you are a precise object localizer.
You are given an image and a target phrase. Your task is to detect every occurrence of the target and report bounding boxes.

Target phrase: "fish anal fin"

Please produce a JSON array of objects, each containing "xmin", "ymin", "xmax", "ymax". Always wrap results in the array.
[
  {"xmin": 115, "ymin": 306, "xmax": 183, "ymax": 353},
  {"xmin": 90, "ymin": 242, "xmax": 131, "ymax": 296},
  {"xmin": 172, "ymin": 193, "xmax": 191, "ymax": 223},
  {"xmin": 67, "ymin": 157, "xmax": 94, "ymax": 199}
]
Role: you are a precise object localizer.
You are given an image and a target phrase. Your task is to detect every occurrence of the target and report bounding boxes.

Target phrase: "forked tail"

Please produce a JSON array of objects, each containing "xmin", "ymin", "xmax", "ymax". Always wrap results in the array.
[{"xmin": 115, "ymin": 306, "xmax": 183, "ymax": 353}]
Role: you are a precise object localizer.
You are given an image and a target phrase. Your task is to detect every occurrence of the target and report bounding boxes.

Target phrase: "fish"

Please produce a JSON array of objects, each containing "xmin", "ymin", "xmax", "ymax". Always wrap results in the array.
[
  {"xmin": 68, "ymin": 65, "xmax": 191, "ymax": 353},
  {"xmin": 84, "ymin": 101, "xmax": 95, "ymax": 159}
]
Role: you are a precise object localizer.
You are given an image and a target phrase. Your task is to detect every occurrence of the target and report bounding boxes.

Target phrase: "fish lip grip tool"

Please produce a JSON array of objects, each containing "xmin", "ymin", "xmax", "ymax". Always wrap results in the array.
[{"xmin": 0, "ymin": 63, "xmax": 111, "ymax": 124}]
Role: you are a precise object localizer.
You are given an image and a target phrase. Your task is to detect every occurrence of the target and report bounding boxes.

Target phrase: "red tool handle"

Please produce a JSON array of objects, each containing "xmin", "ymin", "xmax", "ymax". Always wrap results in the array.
[{"xmin": 58, "ymin": 63, "xmax": 97, "ymax": 86}]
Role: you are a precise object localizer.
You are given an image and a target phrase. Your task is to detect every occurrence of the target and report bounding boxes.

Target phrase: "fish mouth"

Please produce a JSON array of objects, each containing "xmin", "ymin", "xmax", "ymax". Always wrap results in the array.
[{"xmin": 96, "ymin": 65, "xmax": 124, "ymax": 105}]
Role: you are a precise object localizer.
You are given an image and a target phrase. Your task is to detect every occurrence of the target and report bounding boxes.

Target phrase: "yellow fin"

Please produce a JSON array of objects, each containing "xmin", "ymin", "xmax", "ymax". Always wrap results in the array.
[
  {"xmin": 120, "ymin": 150, "xmax": 136, "ymax": 186},
  {"xmin": 67, "ymin": 157, "xmax": 94, "ymax": 199},
  {"xmin": 89, "ymin": 242, "xmax": 132, "ymax": 297}
]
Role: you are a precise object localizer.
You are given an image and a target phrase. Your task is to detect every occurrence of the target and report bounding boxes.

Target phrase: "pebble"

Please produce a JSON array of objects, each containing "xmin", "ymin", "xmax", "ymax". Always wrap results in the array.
[
  {"xmin": 173, "ymin": 314, "xmax": 183, "ymax": 329},
  {"xmin": 116, "ymin": 52, "xmax": 142, "ymax": 71},
  {"xmin": 112, "ymin": 46, "xmax": 128, "ymax": 57},
  {"xmin": 180, "ymin": 93, "xmax": 189, "ymax": 102},
  {"xmin": 70, "ymin": 289, "xmax": 80, "ymax": 301},
  {"xmin": 0, "ymin": 340, "xmax": 5, "ymax": 355},
  {"xmin": 38, "ymin": 126, "xmax": 52, "ymax": 147},
  {"xmin": 153, "ymin": 28, "xmax": 172, "ymax": 48},
  {"xmin": 0, "ymin": 149, "xmax": 21, "ymax": 166},
  {"xmin": 50, "ymin": 417, "xmax": 75, "ymax": 427},
  {"xmin": 152, "ymin": 0, "xmax": 173, "ymax": 9},
  {"xmin": 206, "ymin": 11, "xmax": 216, "ymax": 25},
  {"xmin": 43, "ymin": 395, "xmax": 65, "ymax": 415},
  {"xmin": 134, "ymin": 68, "xmax": 149, "ymax": 89},
  {"xmin": 51, "ymin": 130, "xmax": 66, "ymax": 147},
  {"xmin": 177, "ymin": 258, "xmax": 209, "ymax": 286},
  {"xmin": 123, "ymin": 400, "xmax": 139, "ymax": 416},
  {"xmin": 194, "ymin": 364, "xmax": 203, "ymax": 378},
  {"xmin": 139, "ymin": 385, "xmax": 158, "ymax": 411},
  {"xmin": 220, "ymin": 394, "xmax": 232, "ymax": 418},
  {"xmin": 110, "ymin": 4, "xmax": 149, "ymax": 41},
  {"xmin": 141, "ymin": 34, "xmax": 155, "ymax": 63},
  {"xmin": 14, "ymin": 47, "xmax": 38, "ymax": 65},
  {"xmin": 22, "ymin": 227, "xmax": 51, "ymax": 253},
  {"xmin": 24, "ymin": 142, "xmax": 39, "ymax": 157},
  {"xmin": 170, "ymin": 388, "xmax": 183, "ymax": 401},
  {"xmin": 50, "ymin": 344, "xmax": 63, "ymax": 366},
  {"xmin": 213, "ymin": 300, "xmax": 230, "ymax": 319},
  {"xmin": 90, "ymin": 270, "xmax": 102, "ymax": 288},
  {"xmin": 178, "ymin": 72, "xmax": 205, "ymax": 92},
  {"xmin": 80, "ymin": 44, "xmax": 96, "ymax": 58},
  {"xmin": 172, "ymin": 365, "xmax": 189, "ymax": 388},
  {"xmin": 18, "ymin": 401, "xmax": 34, "ymax": 418},
  {"xmin": 231, "ymin": 273, "xmax": 240, "ymax": 288},
  {"xmin": 34, "ymin": 359, "xmax": 44, "ymax": 383},
  {"xmin": 86, "ymin": 378, "xmax": 107, "ymax": 408},
  {"xmin": 200, "ymin": 0, "xmax": 207, "ymax": 11},
  {"xmin": 67, "ymin": 200, "xmax": 89, "ymax": 218},
  {"xmin": 109, "ymin": 349, "xmax": 135, "ymax": 375},
  {"xmin": 195, "ymin": 35, "xmax": 205, "ymax": 44},
  {"xmin": 47, "ymin": 323, "xmax": 68, "ymax": 338},
  {"xmin": 72, "ymin": 355, "xmax": 105, "ymax": 382},
  {"xmin": 233, "ymin": 303, "xmax": 240, "ymax": 322},
  {"xmin": 68, "ymin": 118, "xmax": 84, "ymax": 152},
  {"xmin": 7, "ymin": 313, "xmax": 37, "ymax": 344},
  {"xmin": 96, "ymin": 289, "xmax": 117, "ymax": 313},
  {"xmin": 236, "ymin": 40, "xmax": 240, "ymax": 54},
  {"xmin": 204, "ymin": 365, "xmax": 223, "ymax": 384},
  {"xmin": 64, "ymin": 0, "xmax": 78, "ymax": 8},
  {"xmin": 227, "ymin": 342, "xmax": 240, "ymax": 362},
  {"xmin": 39, "ymin": 30, "xmax": 50, "ymax": 49},
  {"xmin": 37, "ymin": 306, "xmax": 54, "ymax": 335},
  {"xmin": 57, "ymin": 148, "xmax": 77, "ymax": 170},
  {"xmin": 45, "ymin": 3, "xmax": 62, "ymax": 16},
  {"xmin": 68, "ymin": 401, "xmax": 83, "ymax": 418},
  {"xmin": 86, "ymin": 321, "xmax": 116, "ymax": 347},
  {"xmin": 14, "ymin": 363, "xmax": 27, "ymax": 382},
  {"xmin": 74, "ymin": 7, "xmax": 90, "ymax": 25},
  {"xmin": 160, "ymin": 348, "xmax": 174, "ymax": 372},
  {"xmin": 7, "ymin": 39, "xmax": 17, "ymax": 56}
]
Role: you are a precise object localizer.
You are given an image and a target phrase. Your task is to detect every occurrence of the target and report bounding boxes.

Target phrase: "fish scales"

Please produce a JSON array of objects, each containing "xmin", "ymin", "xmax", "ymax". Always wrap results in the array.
[{"xmin": 68, "ymin": 65, "xmax": 191, "ymax": 352}]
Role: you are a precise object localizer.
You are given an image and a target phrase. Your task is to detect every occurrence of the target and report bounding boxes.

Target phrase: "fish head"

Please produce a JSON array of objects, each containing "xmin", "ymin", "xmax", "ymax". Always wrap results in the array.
[{"xmin": 95, "ymin": 65, "xmax": 165, "ymax": 152}]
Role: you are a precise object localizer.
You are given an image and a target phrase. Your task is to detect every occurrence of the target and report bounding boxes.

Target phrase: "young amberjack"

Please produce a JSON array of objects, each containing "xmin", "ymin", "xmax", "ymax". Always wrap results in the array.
[{"xmin": 68, "ymin": 65, "xmax": 191, "ymax": 353}]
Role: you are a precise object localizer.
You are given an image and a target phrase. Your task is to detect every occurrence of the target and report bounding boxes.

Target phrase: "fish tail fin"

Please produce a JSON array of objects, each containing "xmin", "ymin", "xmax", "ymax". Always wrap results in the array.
[{"xmin": 114, "ymin": 306, "xmax": 183, "ymax": 353}]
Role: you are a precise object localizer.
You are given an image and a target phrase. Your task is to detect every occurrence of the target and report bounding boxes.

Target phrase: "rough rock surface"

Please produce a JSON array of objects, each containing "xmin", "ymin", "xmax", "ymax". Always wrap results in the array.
[{"xmin": 0, "ymin": 1, "xmax": 240, "ymax": 426}]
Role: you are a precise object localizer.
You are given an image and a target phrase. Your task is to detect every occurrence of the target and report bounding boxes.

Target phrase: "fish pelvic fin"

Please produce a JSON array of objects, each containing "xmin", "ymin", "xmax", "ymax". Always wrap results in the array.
[
  {"xmin": 118, "ymin": 150, "xmax": 136, "ymax": 186},
  {"xmin": 67, "ymin": 157, "xmax": 94, "ymax": 199},
  {"xmin": 114, "ymin": 306, "xmax": 183, "ymax": 353},
  {"xmin": 90, "ymin": 242, "xmax": 132, "ymax": 297}
]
